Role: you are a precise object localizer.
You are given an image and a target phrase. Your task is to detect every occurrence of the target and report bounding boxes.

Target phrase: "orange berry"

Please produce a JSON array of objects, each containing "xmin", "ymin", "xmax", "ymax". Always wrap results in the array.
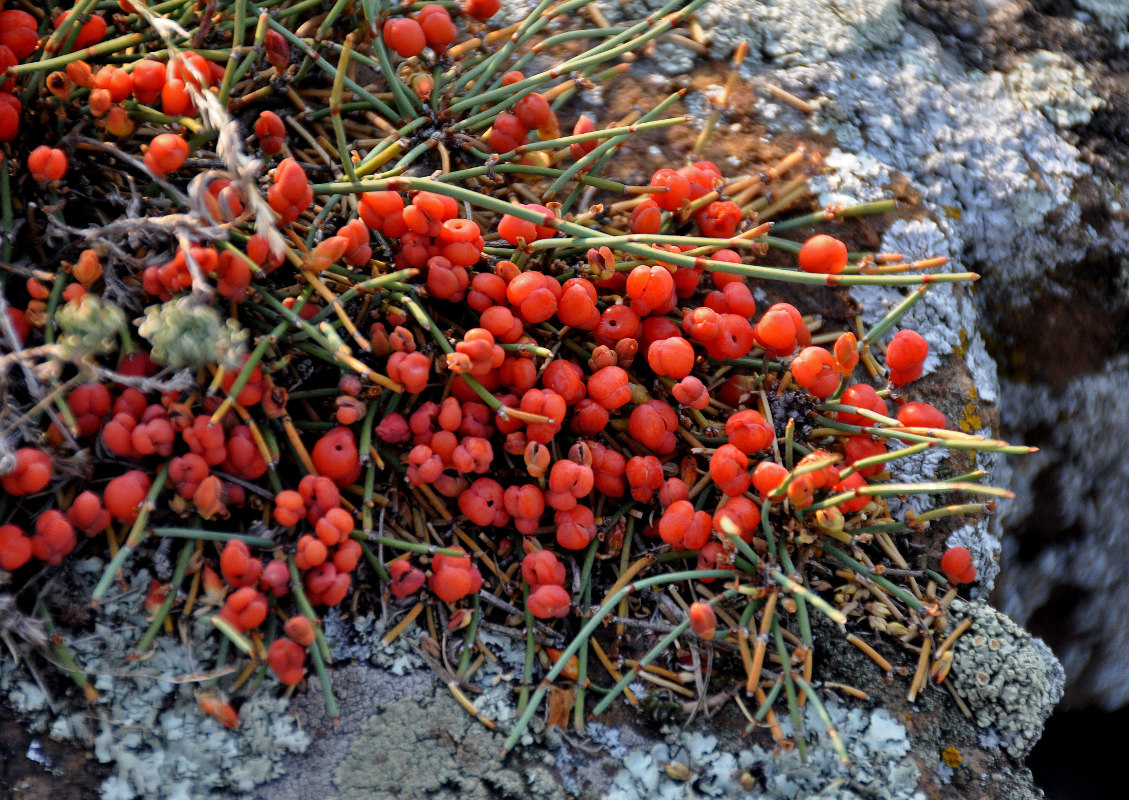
[
  {"xmin": 790, "ymin": 346, "xmax": 840, "ymax": 399},
  {"xmin": 688, "ymin": 602, "xmax": 717, "ymax": 639},
  {"xmin": 646, "ymin": 336, "xmax": 695, "ymax": 380},
  {"xmin": 753, "ymin": 303, "xmax": 808, "ymax": 355},
  {"xmin": 713, "ymin": 496, "xmax": 761, "ymax": 542},
  {"xmin": 752, "ymin": 461, "xmax": 788, "ymax": 502},
  {"xmin": 709, "ymin": 444, "xmax": 751, "ymax": 497},
  {"xmin": 333, "ymin": 539, "xmax": 363, "ymax": 573},
  {"xmin": 283, "ymin": 615, "xmax": 317, "ymax": 647},
  {"xmin": 833, "ymin": 331, "xmax": 860, "ymax": 376},
  {"xmin": 27, "ymin": 146, "xmax": 68, "ymax": 182},
  {"xmin": 144, "ymin": 133, "xmax": 189, "ymax": 177}
]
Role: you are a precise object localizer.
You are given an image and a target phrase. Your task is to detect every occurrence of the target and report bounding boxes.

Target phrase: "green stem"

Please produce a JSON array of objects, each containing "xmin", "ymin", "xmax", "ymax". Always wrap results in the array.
[
  {"xmin": 137, "ymin": 540, "xmax": 194, "ymax": 651},
  {"xmin": 153, "ymin": 527, "xmax": 276, "ymax": 547},
  {"xmin": 501, "ymin": 568, "xmax": 732, "ymax": 755}
]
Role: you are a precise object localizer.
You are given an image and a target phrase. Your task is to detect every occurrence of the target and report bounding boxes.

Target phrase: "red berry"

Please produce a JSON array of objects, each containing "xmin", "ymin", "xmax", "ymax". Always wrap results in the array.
[
  {"xmin": 267, "ymin": 638, "xmax": 306, "ymax": 685},
  {"xmin": 528, "ymin": 584, "xmax": 571, "ymax": 619},
  {"xmin": 389, "ymin": 559, "xmax": 426, "ymax": 598},
  {"xmin": 798, "ymin": 234, "xmax": 848, "ymax": 274},
  {"xmin": 726, "ymin": 410, "xmax": 773, "ymax": 454},
  {"xmin": 462, "ymin": 0, "xmax": 501, "ymax": 20},
  {"xmin": 383, "ymin": 18, "xmax": 427, "ymax": 58},
  {"xmin": 886, "ymin": 330, "xmax": 928, "ymax": 386},
  {"xmin": 0, "ymin": 92, "xmax": 20, "ymax": 142},
  {"xmin": 646, "ymin": 336, "xmax": 695, "ymax": 380},
  {"xmin": 459, "ymin": 477, "xmax": 509, "ymax": 526},
  {"xmin": 628, "ymin": 400, "xmax": 678, "ymax": 455},
  {"xmin": 220, "ymin": 539, "xmax": 262, "ymax": 589},
  {"xmin": 843, "ymin": 436, "xmax": 887, "ymax": 478},
  {"xmin": 54, "ymin": 12, "xmax": 109, "ymax": 51},
  {"xmin": 0, "ymin": 524, "xmax": 33, "ymax": 571},
  {"xmin": 658, "ymin": 501, "xmax": 711, "ymax": 550},
  {"xmin": 254, "ymin": 110, "xmax": 286, "ymax": 154},
  {"xmin": 941, "ymin": 546, "xmax": 977, "ymax": 584},
  {"xmin": 32, "ymin": 511, "xmax": 75, "ymax": 565},
  {"xmin": 521, "ymin": 549, "xmax": 565, "ymax": 587},
  {"xmin": 897, "ymin": 401, "xmax": 947, "ymax": 431},
  {"xmin": 220, "ymin": 587, "xmax": 268, "ymax": 631},
  {"xmin": 417, "ymin": 5, "xmax": 457, "ymax": 52},
  {"xmin": 694, "ymin": 200, "xmax": 742, "ymax": 238},
  {"xmin": 837, "ymin": 384, "xmax": 888, "ymax": 426},
  {"xmin": 649, "ymin": 168, "xmax": 691, "ymax": 212},
  {"xmin": 312, "ymin": 427, "xmax": 360, "ymax": 485},
  {"xmin": 0, "ymin": 447, "xmax": 53, "ymax": 496}
]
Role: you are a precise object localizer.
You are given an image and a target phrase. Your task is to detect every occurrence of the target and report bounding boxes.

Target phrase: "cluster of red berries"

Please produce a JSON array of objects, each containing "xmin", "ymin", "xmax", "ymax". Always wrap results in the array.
[{"xmin": 0, "ymin": 4, "xmax": 994, "ymax": 728}]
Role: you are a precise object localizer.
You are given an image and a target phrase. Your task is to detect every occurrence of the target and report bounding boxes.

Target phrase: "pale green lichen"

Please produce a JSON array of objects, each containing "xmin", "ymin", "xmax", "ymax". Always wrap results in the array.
[
  {"xmin": 57, "ymin": 294, "xmax": 127, "ymax": 358},
  {"xmin": 137, "ymin": 298, "xmax": 247, "ymax": 369}
]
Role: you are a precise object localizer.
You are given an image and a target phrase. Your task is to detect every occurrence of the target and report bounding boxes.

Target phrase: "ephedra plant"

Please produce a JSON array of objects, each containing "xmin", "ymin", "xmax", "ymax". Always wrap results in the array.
[{"xmin": 0, "ymin": 0, "xmax": 1027, "ymax": 757}]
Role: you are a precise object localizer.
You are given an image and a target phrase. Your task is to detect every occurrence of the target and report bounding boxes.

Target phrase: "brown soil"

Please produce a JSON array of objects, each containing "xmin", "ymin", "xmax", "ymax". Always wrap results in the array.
[{"xmin": 0, "ymin": 705, "xmax": 107, "ymax": 800}]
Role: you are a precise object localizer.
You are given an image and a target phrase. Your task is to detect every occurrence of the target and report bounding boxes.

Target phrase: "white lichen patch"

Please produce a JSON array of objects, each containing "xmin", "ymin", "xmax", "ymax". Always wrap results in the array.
[
  {"xmin": 0, "ymin": 559, "xmax": 309, "ymax": 800},
  {"xmin": 758, "ymin": 29, "xmax": 1097, "ymax": 288},
  {"xmin": 696, "ymin": 0, "xmax": 903, "ymax": 65},
  {"xmin": 947, "ymin": 599, "xmax": 1065, "ymax": 759},
  {"xmin": 604, "ymin": 701, "xmax": 925, "ymax": 800},
  {"xmin": 1003, "ymin": 50, "xmax": 1102, "ymax": 129}
]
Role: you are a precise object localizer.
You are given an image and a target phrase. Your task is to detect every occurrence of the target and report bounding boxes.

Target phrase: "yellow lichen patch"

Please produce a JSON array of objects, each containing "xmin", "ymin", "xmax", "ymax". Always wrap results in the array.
[
  {"xmin": 958, "ymin": 402, "xmax": 982, "ymax": 433},
  {"xmin": 942, "ymin": 205, "xmax": 963, "ymax": 220},
  {"xmin": 942, "ymin": 745, "xmax": 963, "ymax": 768}
]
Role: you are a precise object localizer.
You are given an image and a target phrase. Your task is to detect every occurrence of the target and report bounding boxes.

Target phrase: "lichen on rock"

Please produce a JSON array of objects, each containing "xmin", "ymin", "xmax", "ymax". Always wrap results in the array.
[{"xmin": 947, "ymin": 599, "xmax": 1065, "ymax": 759}]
